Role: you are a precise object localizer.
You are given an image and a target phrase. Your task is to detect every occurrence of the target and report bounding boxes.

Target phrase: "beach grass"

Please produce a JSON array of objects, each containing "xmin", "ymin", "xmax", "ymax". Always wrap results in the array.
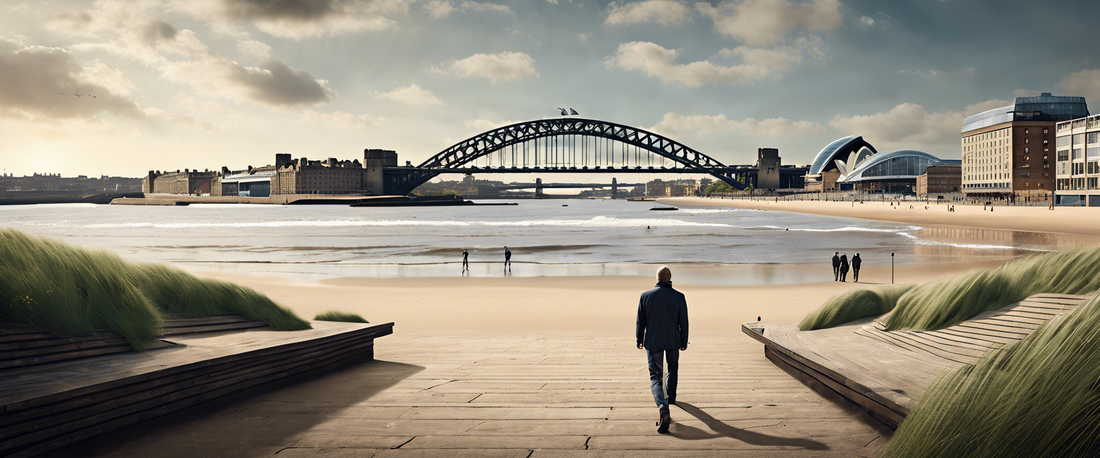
[
  {"xmin": 797, "ymin": 284, "xmax": 914, "ymax": 331},
  {"xmin": 314, "ymin": 311, "xmax": 369, "ymax": 323},
  {"xmin": 881, "ymin": 291, "xmax": 1100, "ymax": 457},
  {"xmin": 0, "ymin": 229, "xmax": 309, "ymax": 348},
  {"xmin": 799, "ymin": 245, "xmax": 1100, "ymax": 331}
]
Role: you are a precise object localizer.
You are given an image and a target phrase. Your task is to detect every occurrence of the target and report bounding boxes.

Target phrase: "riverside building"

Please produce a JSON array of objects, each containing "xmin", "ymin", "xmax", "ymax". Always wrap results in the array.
[
  {"xmin": 960, "ymin": 93, "xmax": 1089, "ymax": 200},
  {"xmin": 1054, "ymin": 114, "xmax": 1100, "ymax": 206}
]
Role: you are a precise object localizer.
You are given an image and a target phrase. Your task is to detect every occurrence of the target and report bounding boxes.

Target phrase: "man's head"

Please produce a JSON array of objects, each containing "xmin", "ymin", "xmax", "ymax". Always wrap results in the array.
[
  {"xmin": 856, "ymin": 252, "xmax": 859, "ymax": 256},
  {"xmin": 657, "ymin": 266, "xmax": 672, "ymax": 282},
  {"xmin": 835, "ymin": 252, "xmax": 839, "ymax": 255}
]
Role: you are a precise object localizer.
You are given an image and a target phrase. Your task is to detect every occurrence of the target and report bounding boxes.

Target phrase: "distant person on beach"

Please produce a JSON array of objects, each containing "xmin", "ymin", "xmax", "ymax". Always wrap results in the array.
[
  {"xmin": 636, "ymin": 266, "xmax": 688, "ymax": 434},
  {"xmin": 839, "ymin": 254, "xmax": 850, "ymax": 282},
  {"xmin": 462, "ymin": 249, "xmax": 469, "ymax": 271},
  {"xmin": 852, "ymin": 253, "xmax": 861, "ymax": 282},
  {"xmin": 832, "ymin": 252, "xmax": 841, "ymax": 281},
  {"xmin": 504, "ymin": 246, "xmax": 512, "ymax": 269}
]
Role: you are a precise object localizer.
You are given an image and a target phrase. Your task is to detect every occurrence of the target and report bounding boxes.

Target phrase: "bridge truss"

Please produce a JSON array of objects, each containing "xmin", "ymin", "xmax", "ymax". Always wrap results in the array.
[{"xmin": 384, "ymin": 118, "xmax": 750, "ymax": 195}]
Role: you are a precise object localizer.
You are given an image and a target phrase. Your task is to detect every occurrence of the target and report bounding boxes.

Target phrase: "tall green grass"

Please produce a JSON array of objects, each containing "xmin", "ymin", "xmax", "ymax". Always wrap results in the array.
[
  {"xmin": 314, "ymin": 311, "xmax": 369, "ymax": 323},
  {"xmin": 881, "ymin": 291, "xmax": 1100, "ymax": 457},
  {"xmin": 798, "ymin": 246, "xmax": 1100, "ymax": 331},
  {"xmin": 798, "ymin": 285, "xmax": 914, "ymax": 331},
  {"xmin": 0, "ymin": 229, "xmax": 309, "ymax": 348}
]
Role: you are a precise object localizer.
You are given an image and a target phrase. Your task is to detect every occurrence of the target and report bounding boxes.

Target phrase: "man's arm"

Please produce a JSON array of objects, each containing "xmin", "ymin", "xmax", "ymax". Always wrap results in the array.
[
  {"xmin": 678, "ymin": 297, "xmax": 689, "ymax": 351},
  {"xmin": 636, "ymin": 297, "xmax": 646, "ymax": 349}
]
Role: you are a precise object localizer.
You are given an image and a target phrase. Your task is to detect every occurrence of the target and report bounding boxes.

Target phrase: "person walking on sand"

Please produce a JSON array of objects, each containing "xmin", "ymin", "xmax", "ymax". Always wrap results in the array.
[
  {"xmin": 504, "ymin": 246, "xmax": 512, "ymax": 269},
  {"xmin": 852, "ymin": 253, "xmax": 862, "ymax": 282},
  {"xmin": 462, "ymin": 249, "xmax": 469, "ymax": 271},
  {"xmin": 636, "ymin": 266, "xmax": 688, "ymax": 434},
  {"xmin": 839, "ymin": 253, "xmax": 850, "ymax": 282},
  {"xmin": 832, "ymin": 252, "xmax": 841, "ymax": 281}
]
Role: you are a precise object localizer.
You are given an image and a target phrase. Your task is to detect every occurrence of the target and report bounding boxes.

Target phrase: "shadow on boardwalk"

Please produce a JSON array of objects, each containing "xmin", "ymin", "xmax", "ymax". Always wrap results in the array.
[{"xmin": 671, "ymin": 402, "xmax": 828, "ymax": 450}]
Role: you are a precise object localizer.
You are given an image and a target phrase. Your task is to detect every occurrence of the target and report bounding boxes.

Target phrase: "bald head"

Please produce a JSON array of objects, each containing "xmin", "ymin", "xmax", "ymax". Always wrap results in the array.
[{"xmin": 657, "ymin": 266, "xmax": 672, "ymax": 282}]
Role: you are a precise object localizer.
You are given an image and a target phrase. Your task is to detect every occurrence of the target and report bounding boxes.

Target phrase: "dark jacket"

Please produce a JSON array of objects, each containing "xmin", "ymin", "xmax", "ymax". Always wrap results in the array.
[
  {"xmin": 832, "ymin": 255, "xmax": 840, "ymax": 268},
  {"xmin": 840, "ymin": 255, "xmax": 850, "ymax": 272},
  {"xmin": 852, "ymin": 255, "xmax": 861, "ymax": 269},
  {"xmin": 637, "ymin": 281, "xmax": 689, "ymax": 351}
]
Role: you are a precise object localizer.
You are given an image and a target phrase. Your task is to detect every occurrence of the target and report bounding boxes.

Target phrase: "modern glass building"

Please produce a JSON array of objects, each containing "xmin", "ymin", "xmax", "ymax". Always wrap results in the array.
[
  {"xmin": 961, "ymin": 93, "xmax": 1088, "ymax": 199},
  {"xmin": 806, "ymin": 136, "xmax": 956, "ymax": 194},
  {"xmin": 1054, "ymin": 114, "xmax": 1100, "ymax": 206},
  {"xmin": 805, "ymin": 136, "xmax": 877, "ymax": 191}
]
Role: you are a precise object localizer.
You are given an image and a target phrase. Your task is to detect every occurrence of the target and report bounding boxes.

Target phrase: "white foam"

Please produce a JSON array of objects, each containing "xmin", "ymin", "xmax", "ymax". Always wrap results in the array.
[{"xmin": 82, "ymin": 215, "xmax": 737, "ymax": 229}]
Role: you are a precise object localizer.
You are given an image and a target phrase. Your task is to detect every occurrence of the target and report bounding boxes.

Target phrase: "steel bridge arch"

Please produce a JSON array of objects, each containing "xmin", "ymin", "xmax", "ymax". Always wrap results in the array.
[{"xmin": 389, "ymin": 118, "xmax": 746, "ymax": 194}]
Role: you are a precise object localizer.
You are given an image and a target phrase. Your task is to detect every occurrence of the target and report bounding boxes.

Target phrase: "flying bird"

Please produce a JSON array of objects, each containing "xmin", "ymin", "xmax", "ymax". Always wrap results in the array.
[
  {"xmin": 558, "ymin": 107, "xmax": 567, "ymax": 116},
  {"xmin": 569, "ymin": 108, "xmax": 579, "ymax": 115},
  {"xmin": 73, "ymin": 94, "xmax": 82, "ymax": 97}
]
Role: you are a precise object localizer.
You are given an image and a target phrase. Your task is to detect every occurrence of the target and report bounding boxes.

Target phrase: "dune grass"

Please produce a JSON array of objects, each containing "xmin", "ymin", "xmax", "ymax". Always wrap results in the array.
[
  {"xmin": 881, "ymin": 291, "xmax": 1100, "ymax": 457},
  {"xmin": 0, "ymin": 229, "xmax": 309, "ymax": 348},
  {"xmin": 314, "ymin": 311, "xmax": 369, "ymax": 323},
  {"xmin": 798, "ymin": 284, "xmax": 914, "ymax": 331},
  {"xmin": 798, "ymin": 245, "xmax": 1100, "ymax": 331}
]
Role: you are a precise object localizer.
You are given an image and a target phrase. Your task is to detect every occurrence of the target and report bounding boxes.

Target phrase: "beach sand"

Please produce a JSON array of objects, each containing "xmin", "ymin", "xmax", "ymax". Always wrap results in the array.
[{"xmin": 661, "ymin": 196, "xmax": 1100, "ymax": 237}]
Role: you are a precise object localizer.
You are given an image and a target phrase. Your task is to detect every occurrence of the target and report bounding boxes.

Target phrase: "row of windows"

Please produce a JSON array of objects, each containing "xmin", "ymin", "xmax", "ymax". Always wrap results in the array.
[{"xmin": 1058, "ymin": 178, "xmax": 1100, "ymax": 190}]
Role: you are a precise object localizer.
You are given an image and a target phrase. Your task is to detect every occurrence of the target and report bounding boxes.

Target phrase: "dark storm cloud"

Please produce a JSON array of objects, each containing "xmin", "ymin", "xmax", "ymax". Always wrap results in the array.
[
  {"xmin": 221, "ymin": 0, "xmax": 339, "ymax": 22},
  {"xmin": 228, "ymin": 58, "xmax": 335, "ymax": 107},
  {"xmin": 141, "ymin": 19, "xmax": 178, "ymax": 45},
  {"xmin": 0, "ymin": 39, "xmax": 143, "ymax": 120}
]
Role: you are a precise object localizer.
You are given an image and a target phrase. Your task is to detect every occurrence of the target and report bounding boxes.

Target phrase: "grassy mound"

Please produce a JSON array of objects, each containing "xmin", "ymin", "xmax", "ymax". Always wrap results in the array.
[
  {"xmin": 881, "ymin": 291, "xmax": 1100, "ymax": 457},
  {"xmin": 314, "ymin": 311, "xmax": 369, "ymax": 323},
  {"xmin": 798, "ymin": 285, "xmax": 914, "ymax": 331},
  {"xmin": 798, "ymin": 246, "xmax": 1100, "ymax": 331},
  {"xmin": 0, "ymin": 229, "xmax": 309, "ymax": 348}
]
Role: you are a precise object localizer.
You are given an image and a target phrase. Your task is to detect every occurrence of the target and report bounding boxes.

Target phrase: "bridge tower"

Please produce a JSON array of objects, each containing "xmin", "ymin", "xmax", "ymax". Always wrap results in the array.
[
  {"xmin": 611, "ymin": 178, "xmax": 618, "ymax": 199},
  {"xmin": 535, "ymin": 178, "xmax": 544, "ymax": 198}
]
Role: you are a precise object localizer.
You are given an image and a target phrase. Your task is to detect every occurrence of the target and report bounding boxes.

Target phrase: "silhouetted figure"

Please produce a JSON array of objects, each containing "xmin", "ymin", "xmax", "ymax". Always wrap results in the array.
[
  {"xmin": 839, "ymin": 254, "xmax": 849, "ymax": 282},
  {"xmin": 832, "ymin": 252, "xmax": 841, "ymax": 281},
  {"xmin": 852, "ymin": 253, "xmax": 861, "ymax": 282},
  {"xmin": 462, "ymin": 249, "xmax": 469, "ymax": 271},
  {"xmin": 637, "ymin": 266, "xmax": 688, "ymax": 434},
  {"xmin": 504, "ymin": 246, "xmax": 511, "ymax": 269}
]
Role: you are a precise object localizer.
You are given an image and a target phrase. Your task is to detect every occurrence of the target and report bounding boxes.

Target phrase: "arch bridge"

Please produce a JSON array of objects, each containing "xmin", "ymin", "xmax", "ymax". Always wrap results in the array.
[{"xmin": 383, "ymin": 118, "xmax": 752, "ymax": 195}]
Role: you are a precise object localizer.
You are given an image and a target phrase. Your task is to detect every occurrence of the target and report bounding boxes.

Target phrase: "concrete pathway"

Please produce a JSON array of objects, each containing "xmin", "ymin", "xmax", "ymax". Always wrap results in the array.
[{"xmin": 51, "ymin": 331, "xmax": 887, "ymax": 457}]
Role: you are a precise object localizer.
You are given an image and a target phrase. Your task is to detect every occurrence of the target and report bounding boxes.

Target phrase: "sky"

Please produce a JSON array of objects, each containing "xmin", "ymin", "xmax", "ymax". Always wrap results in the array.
[{"xmin": 1, "ymin": 0, "xmax": 1099, "ymax": 179}]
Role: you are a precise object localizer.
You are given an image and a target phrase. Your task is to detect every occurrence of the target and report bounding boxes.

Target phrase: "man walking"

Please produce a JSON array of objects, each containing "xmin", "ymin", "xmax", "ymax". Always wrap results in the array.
[
  {"xmin": 852, "ymin": 253, "xmax": 862, "ymax": 282},
  {"xmin": 504, "ymin": 246, "xmax": 512, "ymax": 269},
  {"xmin": 462, "ymin": 249, "xmax": 469, "ymax": 271},
  {"xmin": 839, "ymin": 253, "xmax": 850, "ymax": 282},
  {"xmin": 832, "ymin": 252, "xmax": 841, "ymax": 281},
  {"xmin": 636, "ymin": 266, "xmax": 689, "ymax": 434}
]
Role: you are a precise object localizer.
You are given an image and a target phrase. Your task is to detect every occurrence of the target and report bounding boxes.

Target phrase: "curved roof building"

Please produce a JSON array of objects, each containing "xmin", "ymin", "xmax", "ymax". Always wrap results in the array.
[
  {"xmin": 841, "ymin": 150, "xmax": 944, "ymax": 183},
  {"xmin": 809, "ymin": 136, "xmax": 877, "ymax": 175}
]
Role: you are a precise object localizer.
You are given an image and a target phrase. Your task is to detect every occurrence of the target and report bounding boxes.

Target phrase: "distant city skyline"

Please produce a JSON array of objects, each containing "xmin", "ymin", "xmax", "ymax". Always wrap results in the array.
[{"xmin": 1, "ymin": 0, "xmax": 1098, "ymax": 177}]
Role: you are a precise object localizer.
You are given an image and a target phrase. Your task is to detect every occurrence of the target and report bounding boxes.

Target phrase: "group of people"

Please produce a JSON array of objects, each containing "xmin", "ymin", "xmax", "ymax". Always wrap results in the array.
[
  {"xmin": 831, "ymin": 252, "xmax": 861, "ymax": 282},
  {"xmin": 461, "ymin": 247, "xmax": 511, "ymax": 272}
]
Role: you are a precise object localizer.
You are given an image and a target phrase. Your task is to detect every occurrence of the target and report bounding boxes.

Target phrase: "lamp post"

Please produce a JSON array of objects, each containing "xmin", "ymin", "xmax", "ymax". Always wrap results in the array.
[{"xmin": 891, "ymin": 252, "xmax": 895, "ymax": 284}]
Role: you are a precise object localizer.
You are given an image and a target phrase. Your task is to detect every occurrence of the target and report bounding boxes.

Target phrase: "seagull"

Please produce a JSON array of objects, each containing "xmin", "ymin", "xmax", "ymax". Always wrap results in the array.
[
  {"xmin": 569, "ymin": 108, "xmax": 578, "ymax": 115},
  {"xmin": 73, "ymin": 94, "xmax": 82, "ymax": 97},
  {"xmin": 57, "ymin": 92, "xmax": 64, "ymax": 96},
  {"xmin": 558, "ymin": 107, "xmax": 567, "ymax": 116}
]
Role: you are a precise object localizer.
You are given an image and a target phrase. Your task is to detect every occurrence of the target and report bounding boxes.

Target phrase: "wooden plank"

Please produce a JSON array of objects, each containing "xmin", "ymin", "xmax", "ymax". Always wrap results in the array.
[{"xmin": 160, "ymin": 322, "xmax": 268, "ymax": 336}]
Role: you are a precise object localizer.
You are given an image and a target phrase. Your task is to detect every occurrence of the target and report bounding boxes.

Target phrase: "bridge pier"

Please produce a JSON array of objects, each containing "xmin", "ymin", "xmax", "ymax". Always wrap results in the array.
[
  {"xmin": 535, "ymin": 178, "xmax": 543, "ymax": 198},
  {"xmin": 611, "ymin": 178, "xmax": 618, "ymax": 199}
]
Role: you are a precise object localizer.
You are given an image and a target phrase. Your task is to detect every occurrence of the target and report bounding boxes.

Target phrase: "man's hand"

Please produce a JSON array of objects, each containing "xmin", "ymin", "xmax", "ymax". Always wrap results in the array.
[
  {"xmin": 680, "ymin": 345, "xmax": 687, "ymax": 351},
  {"xmin": 637, "ymin": 343, "xmax": 643, "ymax": 350}
]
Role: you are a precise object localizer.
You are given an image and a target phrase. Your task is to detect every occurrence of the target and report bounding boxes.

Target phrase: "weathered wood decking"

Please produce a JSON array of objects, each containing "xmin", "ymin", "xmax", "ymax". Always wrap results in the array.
[
  {"xmin": 0, "ymin": 321, "xmax": 392, "ymax": 458},
  {"xmin": 743, "ymin": 293, "xmax": 1090, "ymax": 429}
]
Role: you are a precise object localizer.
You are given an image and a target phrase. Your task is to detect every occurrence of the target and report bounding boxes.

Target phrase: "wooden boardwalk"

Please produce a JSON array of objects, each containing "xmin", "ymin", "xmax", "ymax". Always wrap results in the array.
[
  {"xmin": 744, "ymin": 293, "xmax": 1090, "ymax": 429},
  {"xmin": 44, "ymin": 331, "xmax": 889, "ymax": 458},
  {"xmin": 1, "ymin": 321, "xmax": 392, "ymax": 458}
]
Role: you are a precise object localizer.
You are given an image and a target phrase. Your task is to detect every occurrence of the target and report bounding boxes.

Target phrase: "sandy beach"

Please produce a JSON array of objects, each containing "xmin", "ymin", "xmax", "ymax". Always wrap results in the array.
[{"xmin": 660, "ymin": 196, "xmax": 1100, "ymax": 237}]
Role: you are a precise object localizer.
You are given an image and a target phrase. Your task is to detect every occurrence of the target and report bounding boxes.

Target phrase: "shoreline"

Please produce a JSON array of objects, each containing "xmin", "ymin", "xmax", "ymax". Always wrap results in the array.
[{"xmin": 660, "ymin": 196, "xmax": 1100, "ymax": 238}]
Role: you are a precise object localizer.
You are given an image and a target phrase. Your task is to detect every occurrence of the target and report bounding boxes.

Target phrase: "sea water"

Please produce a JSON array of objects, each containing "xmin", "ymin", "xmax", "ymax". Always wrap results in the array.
[{"xmin": 0, "ymin": 199, "xmax": 1088, "ymax": 284}]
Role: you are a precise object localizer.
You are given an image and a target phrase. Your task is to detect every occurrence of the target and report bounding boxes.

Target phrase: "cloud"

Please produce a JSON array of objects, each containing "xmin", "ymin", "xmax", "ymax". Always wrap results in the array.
[
  {"xmin": 695, "ymin": 0, "xmax": 842, "ymax": 45},
  {"xmin": 606, "ymin": 1, "xmax": 692, "ymax": 26},
  {"xmin": 173, "ymin": 93, "xmax": 241, "ymax": 117},
  {"xmin": 1058, "ymin": 69, "xmax": 1100, "ymax": 105},
  {"xmin": 610, "ymin": 41, "xmax": 772, "ymax": 86},
  {"xmin": 162, "ymin": 57, "xmax": 336, "ymax": 108},
  {"xmin": 898, "ymin": 69, "xmax": 942, "ymax": 79},
  {"xmin": 858, "ymin": 15, "xmax": 874, "ymax": 26},
  {"xmin": 444, "ymin": 51, "xmax": 537, "ymax": 83},
  {"xmin": 424, "ymin": 0, "xmax": 456, "ymax": 18},
  {"xmin": 716, "ymin": 36, "xmax": 822, "ymax": 73},
  {"xmin": 300, "ymin": 109, "xmax": 380, "ymax": 129},
  {"xmin": 371, "ymin": 83, "xmax": 444, "ymax": 106},
  {"xmin": 828, "ymin": 100, "xmax": 1010, "ymax": 148},
  {"xmin": 649, "ymin": 112, "xmax": 826, "ymax": 136},
  {"xmin": 465, "ymin": 118, "xmax": 522, "ymax": 132},
  {"xmin": 169, "ymin": 0, "xmax": 413, "ymax": 39},
  {"xmin": 423, "ymin": 0, "xmax": 512, "ymax": 18},
  {"xmin": 0, "ymin": 38, "xmax": 144, "ymax": 121}
]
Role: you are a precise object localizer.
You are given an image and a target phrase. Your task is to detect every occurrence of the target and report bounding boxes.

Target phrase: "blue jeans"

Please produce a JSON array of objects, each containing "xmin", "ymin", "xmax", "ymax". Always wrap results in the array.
[{"xmin": 647, "ymin": 348, "xmax": 679, "ymax": 413}]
